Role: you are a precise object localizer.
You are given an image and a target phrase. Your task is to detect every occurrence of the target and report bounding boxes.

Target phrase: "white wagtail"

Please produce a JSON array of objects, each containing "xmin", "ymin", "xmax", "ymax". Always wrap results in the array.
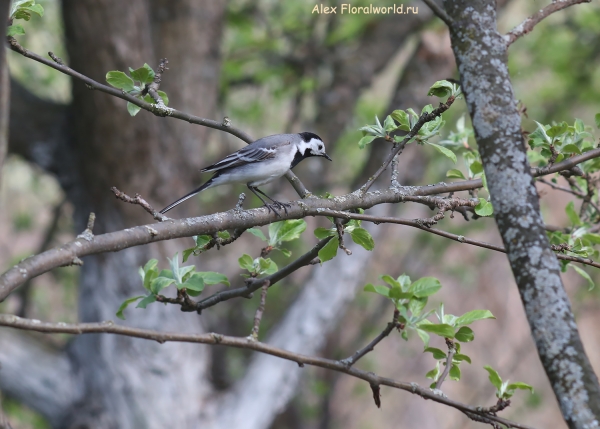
[{"xmin": 160, "ymin": 132, "xmax": 331, "ymax": 216}]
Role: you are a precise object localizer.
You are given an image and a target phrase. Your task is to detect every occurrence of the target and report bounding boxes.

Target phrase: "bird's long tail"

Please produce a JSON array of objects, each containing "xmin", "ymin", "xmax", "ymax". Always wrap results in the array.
[{"xmin": 159, "ymin": 179, "xmax": 213, "ymax": 214}]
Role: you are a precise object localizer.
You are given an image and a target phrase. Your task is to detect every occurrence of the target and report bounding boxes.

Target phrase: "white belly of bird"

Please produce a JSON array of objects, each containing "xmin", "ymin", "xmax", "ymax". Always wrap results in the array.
[{"xmin": 211, "ymin": 155, "xmax": 294, "ymax": 188}]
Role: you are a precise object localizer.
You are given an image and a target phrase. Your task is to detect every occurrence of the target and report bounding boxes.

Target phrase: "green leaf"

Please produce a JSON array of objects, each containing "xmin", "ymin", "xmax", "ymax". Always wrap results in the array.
[
  {"xmin": 416, "ymin": 329, "xmax": 430, "ymax": 347},
  {"xmin": 358, "ymin": 135, "xmax": 377, "ymax": 149},
  {"xmin": 561, "ymin": 144, "xmax": 581, "ymax": 155},
  {"xmin": 455, "ymin": 326, "xmax": 474, "ymax": 342},
  {"xmin": 410, "ymin": 277, "xmax": 442, "ymax": 298},
  {"xmin": 595, "ymin": 113, "xmax": 600, "ymax": 129},
  {"xmin": 570, "ymin": 264, "xmax": 595, "ymax": 290},
  {"xmin": 22, "ymin": 3, "xmax": 43, "ymax": 17},
  {"xmin": 455, "ymin": 309, "xmax": 495, "ymax": 326},
  {"xmin": 136, "ymin": 294, "xmax": 157, "ymax": 309},
  {"xmin": 363, "ymin": 283, "xmax": 390, "ymax": 297},
  {"xmin": 106, "ymin": 71, "xmax": 135, "ymax": 92},
  {"xmin": 270, "ymin": 219, "xmax": 306, "ymax": 244},
  {"xmin": 483, "ymin": 365, "xmax": 503, "ymax": 390},
  {"xmin": 182, "ymin": 248, "xmax": 195, "ymax": 263},
  {"xmin": 157, "ymin": 90, "xmax": 169, "ymax": 106},
  {"xmin": 181, "ymin": 273, "xmax": 206, "ymax": 292},
  {"xmin": 427, "ymin": 142, "xmax": 457, "ymax": 163},
  {"xmin": 383, "ymin": 115, "xmax": 397, "ymax": 132},
  {"xmin": 116, "ymin": 295, "xmax": 145, "ymax": 320},
  {"xmin": 505, "ymin": 382, "xmax": 534, "ymax": 396},
  {"xmin": 277, "ymin": 248, "xmax": 292, "ymax": 258},
  {"xmin": 129, "ymin": 63, "xmax": 155, "ymax": 84},
  {"xmin": 475, "ymin": 198, "xmax": 494, "ymax": 216},
  {"xmin": 194, "ymin": 272, "xmax": 230, "ymax": 286},
  {"xmin": 424, "ymin": 347, "xmax": 446, "ymax": 360},
  {"xmin": 195, "ymin": 235, "xmax": 212, "ymax": 248},
  {"xmin": 449, "ymin": 364, "xmax": 461, "ymax": 381},
  {"xmin": 381, "ymin": 275, "xmax": 400, "ymax": 289},
  {"xmin": 565, "ymin": 201, "xmax": 581, "ymax": 226},
  {"xmin": 408, "ymin": 296, "xmax": 427, "ymax": 316},
  {"xmin": 10, "ymin": 0, "xmax": 34, "ymax": 17},
  {"xmin": 258, "ymin": 258, "xmax": 278, "ymax": 275},
  {"xmin": 453, "ymin": 353, "xmax": 472, "ymax": 364},
  {"xmin": 446, "ymin": 169, "xmax": 466, "ymax": 179},
  {"xmin": 391, "ymin": 109, "xmax": 410, "ymax": 131},
  {"xmin": 469, "ymin": 161, "xmax": 484, "ymax": 175},
  {"xmin": 217, "ymin": 231, "xmax": 230, "ymax": 239},
  {"xmin": 349, "ymin": 227, "xmax": 374, "ymax": 251},
  {"xmin": 127, "ymin": 102, "xmax": 142, "ymax": 116},
  {"xmin": 398, "ymin": 274, "xmax": 411, "ymax": 291},
  {"xmin": 6, "ymin": 24, "xmax": 25, "ymax": 36},
  {"xmin": 417, "ymin": 323, "xmax": 455, "ymax": 338},
  {"xmin": 14, "ymin": 9, "xmax": 31, "ymax": 20},
  {"xmin": 314, "ymin": 227, "xmax": 334, "ymax": 239},
  {"xmin": 425, "ymin": 362, "xmax": 441, "ymax": 380},
  {"xmin": 150, "ymin": 276, "xmax": 176, "ymax": 294},
  {"xmin": 427, "ymin": 80, "xmax": 454, "ymax": 98},
  {"xmin": 247, "ymin": 228, "xmax": 268, "ymax": 241},
  {"xmin": 318, "ymin": 237, "xmax": 339, "ymax": 263},
  {"xmin": 238, "ymin": 254, "xmax": 254, "ymax": 271}
]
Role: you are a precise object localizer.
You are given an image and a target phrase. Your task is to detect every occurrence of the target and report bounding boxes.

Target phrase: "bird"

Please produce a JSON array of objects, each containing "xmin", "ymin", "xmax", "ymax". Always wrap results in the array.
[{"xmin": 159, "ymin": 132, "xmax": 332, "ymax": 216}]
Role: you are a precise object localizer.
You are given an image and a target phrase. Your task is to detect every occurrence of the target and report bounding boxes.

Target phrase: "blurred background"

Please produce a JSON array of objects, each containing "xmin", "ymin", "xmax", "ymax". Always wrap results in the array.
[{"xmin": 1, "ymin": 0, "xmax": 600, "ymax": 428}]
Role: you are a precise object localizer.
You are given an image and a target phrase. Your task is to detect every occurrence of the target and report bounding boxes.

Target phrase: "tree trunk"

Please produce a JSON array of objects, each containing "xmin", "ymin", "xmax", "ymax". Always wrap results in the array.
[{"xmin": 444, "ymin": 1, "xmax": 600, "ymax": 428}]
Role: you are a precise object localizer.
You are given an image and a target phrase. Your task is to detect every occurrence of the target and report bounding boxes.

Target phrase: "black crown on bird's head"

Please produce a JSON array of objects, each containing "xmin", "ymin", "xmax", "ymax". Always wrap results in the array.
[{"xmin": 298, "ymin": 131, "xmax": 323, "ymax": 143}]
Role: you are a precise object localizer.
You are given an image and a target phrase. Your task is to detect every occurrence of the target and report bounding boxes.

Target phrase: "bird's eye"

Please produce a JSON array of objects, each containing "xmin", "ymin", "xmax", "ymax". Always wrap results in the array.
[{"xmin": 319, "ymin": 145, "xmax": 323, "ymax": 150}]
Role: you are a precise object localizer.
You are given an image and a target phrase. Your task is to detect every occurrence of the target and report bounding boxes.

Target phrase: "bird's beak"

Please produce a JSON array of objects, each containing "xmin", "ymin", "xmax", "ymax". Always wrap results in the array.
[{"xmin": 323, "ymin": 153, "xmax": 332, "ymax": 161}]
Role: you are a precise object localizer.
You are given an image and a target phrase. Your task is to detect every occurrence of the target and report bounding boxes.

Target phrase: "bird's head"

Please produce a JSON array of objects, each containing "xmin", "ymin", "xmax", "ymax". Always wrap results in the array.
[{"xmin": 297, "ymin": 132, "xmax": 332, "ymax": 161}]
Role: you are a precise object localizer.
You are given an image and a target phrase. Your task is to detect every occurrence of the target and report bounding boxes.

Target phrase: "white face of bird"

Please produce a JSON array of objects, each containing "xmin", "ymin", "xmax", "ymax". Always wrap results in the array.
[{"xmin": 297, "ymin": 133, "xmax": 332, "ymax": 161}]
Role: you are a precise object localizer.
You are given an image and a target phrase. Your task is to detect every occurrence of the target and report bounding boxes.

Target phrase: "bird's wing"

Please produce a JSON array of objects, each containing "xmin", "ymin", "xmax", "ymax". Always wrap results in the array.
[{"xmin": 201, "ymin": 138, "xmax": 292, "ymax": 173}]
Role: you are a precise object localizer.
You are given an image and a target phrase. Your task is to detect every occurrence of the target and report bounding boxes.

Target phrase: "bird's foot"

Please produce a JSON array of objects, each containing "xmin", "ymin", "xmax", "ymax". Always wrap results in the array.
[{"xmin": 264, "ymin": 200, "xmax": 291, "ymax": 217}]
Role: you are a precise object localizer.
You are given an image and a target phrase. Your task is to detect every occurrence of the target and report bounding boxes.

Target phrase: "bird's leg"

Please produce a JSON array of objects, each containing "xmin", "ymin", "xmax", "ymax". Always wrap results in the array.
[
  {"xmin": 254, "ymin": 187, "xmax": 291, "ymax": 214},
  {"xmin": 247, "ymin": 186, "xmax": 282, "ymax": 217}
]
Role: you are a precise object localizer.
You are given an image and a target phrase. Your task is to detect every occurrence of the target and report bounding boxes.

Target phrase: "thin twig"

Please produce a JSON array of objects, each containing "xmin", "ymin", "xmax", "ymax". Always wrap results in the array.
[
  {"xmin": 435, "ymin": 338, "xmax": 455, "ymax": 390},
  {"xmin": 316, "ymin": 209, "xmax": 600, "ymax": 269},
  {"xmin": 0, "ymin": 313, "xmax": 536, "ymax": 429},
  {"xmin": 195, "ymin": 237, "xmax": 333, "ymax": 312},
  {"xmin": 250, "ymin": 281, "xmax": 270, "ymax": 340},
  {"xmin": 111, "ymin": 187, "xmax": 167, "ymax": 222},
  {"xmin": 504, "ymin": 0, "xmax": 592, "ymax": 47},
  {"xmin": 361, "ymin": 96, "xmax": 456, "ymax": 193},
  {"xmin": 340, "ymin": 309, "xmax": 400, "ymax": 367},
  {"xmin": 6, "ymin": 41, "xmax": 310, "ymax": 198},
  {"xmin": 421, "ymin": 0, "xmax": 453, "ymax": 27}
]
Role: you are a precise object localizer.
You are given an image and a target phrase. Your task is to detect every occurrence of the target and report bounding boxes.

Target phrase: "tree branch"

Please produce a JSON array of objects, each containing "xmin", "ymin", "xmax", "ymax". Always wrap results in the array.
[
  {"xmin": 361, "ymin": 96, "xmax": 456, "ymax": 193},
  {"xmin": 339, "ymin": 309, "xmax": 400, "ymax": 367},
  {"xmin": 0, "ymin": 314, "xmax": 535, "ymax": 429},
  {"xmin": 421, "ymin": 0, "xmax": 453, "ymax": 27},
  {"xmin": 4, "ymin": 145, "xmax": 600, "ymax": 302},
  {"xmin": 195, "ymin": 237, "xmax": 332, "ymax": 312},
  {"xmin": 7, "ymin": 40, "xmax": 310, "ymax": 199},
  {"xmin": 504, "ymin": 0, "xmax": 592, "ymax": 47}
]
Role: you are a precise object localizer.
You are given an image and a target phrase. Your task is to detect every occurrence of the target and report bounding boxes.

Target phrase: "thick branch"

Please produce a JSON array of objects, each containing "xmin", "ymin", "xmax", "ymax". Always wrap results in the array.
[
  {"xmin": 4, "ymin": 146, "xmax": 600, "ymax": 302},
  {"xmin": 504, "ymin": 0, "xmax": 592, "ymax": 47},
  {"xmin": 0, "ymin": 314, "xmax": 534, "ymax": 429}
]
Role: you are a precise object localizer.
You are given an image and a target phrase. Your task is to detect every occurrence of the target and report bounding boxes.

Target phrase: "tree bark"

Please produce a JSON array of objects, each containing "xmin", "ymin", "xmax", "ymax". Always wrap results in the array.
[{"xmin": 444, "ymin": 1, "xmax": 600, "ymax": 428}]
